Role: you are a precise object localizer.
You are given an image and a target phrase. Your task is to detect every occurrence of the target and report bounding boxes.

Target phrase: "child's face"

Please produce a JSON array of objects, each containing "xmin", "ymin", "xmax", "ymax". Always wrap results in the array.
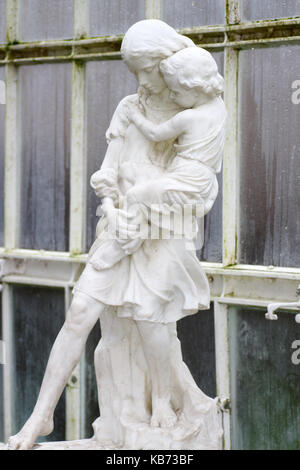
[{"xmin": 163, "ymin": 74, "xmax": 199, "ymax": 108}]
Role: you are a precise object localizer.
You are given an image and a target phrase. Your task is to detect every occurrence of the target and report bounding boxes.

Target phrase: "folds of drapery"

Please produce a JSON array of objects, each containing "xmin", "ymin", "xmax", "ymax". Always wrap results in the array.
[{"xmin": 73, "ymin": 93, "xmax": 223, "ymax": 449}]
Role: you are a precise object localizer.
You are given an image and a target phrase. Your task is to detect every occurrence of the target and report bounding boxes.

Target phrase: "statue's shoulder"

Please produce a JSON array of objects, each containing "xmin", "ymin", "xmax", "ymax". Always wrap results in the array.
[
  {"xmin": 114, "ymin": 93, "xmax": 139, "ymax": 116},
  {"xmin": 106, "ymin": 94, "xmax": 138, "ymax": 142}
]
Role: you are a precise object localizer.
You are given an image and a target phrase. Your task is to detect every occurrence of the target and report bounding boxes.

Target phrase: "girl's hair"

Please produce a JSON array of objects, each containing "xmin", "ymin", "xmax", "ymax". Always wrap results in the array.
[
  {"xmin": 121, "ymin": 19, "xmax": 196, "ymax": 67},
  {"xmin": 160, "ymin": 47, "xmax": 224, "ymax": 97}
]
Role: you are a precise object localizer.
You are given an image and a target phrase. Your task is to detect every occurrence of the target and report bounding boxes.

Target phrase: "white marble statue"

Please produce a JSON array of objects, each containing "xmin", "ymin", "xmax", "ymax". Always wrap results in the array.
[{"xmin": 8, "ymin": 20, "xmax": 226, "ymax": 451}]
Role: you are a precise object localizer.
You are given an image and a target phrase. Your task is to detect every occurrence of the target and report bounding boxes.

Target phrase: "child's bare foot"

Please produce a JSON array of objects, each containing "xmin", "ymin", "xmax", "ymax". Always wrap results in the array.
[
  {"xmin": 8, "ymin": 414, "xmax": 54, "ymax": 450},
  {"xmin": 150, "ymin": 398, "xmax": 177, "ymax": 428}
]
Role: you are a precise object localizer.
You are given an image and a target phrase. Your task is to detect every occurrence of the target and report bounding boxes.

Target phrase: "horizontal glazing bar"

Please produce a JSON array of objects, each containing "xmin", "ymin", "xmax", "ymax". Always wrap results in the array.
[
  {"xmin": 0, "ymin": 17, "xmax": 299, "ymax": 63},
  {"xmin": 216, "ymin": 297, "xmax": 300, "ymax": 311},
  {"xmin": 1, "ymin": 249, "xmax": 300, "ymax": 278},
  {"xmin": 2, "ymin": 274, "xmax": 299, "ymax": 309},
  {"xmin": 0, "ymin": 248, "xmax": 87, "ymax": 263}
]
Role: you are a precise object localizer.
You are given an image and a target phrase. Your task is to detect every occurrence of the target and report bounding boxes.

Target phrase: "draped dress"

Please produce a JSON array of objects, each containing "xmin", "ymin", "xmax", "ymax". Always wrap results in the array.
[{"xmin": 72, "ymin": 92, "xmax": 224, "ymax": 450}]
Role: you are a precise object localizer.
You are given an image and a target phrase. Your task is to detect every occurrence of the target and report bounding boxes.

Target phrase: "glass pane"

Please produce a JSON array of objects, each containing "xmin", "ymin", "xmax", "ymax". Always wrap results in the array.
[
  {"xmin": 242, "ymin": 0, "xmax": 300, "ymax": 21},
  {"xmin": 0, "ymin": 293, "xmax": 3, "ymax": 442},
  {"xmin": 83, "ymin": 320, "xmax": 101, "ymax": 438},
  {"xmin": 19, "ymin": 64, "xmax": 71, "ymax": 252},
  {"xmin": 199, "ymin": 51, "xmax": 224, "ymax": 263},
  {"xmin": 86, "ymin": 60, "xmax": 137, "ymax": 251},
  {"xmin": 12, "ymin": 286, "xmax": 66, "ymax": 441},
  {"xmin": 0, "ymin": 0, "xmax": 6, "ymax": 43},
  {"xmin": 19, "ymin": 0, "xmax": 74, "ymax": 42},
  {"xmin": 239, "ymin": 46, "xmax": 300, "ymax": 267},
  {"xmin": 162, "ymin": 0, "xmax": 225, "ymax": 28},
  {"xmin": 0, "ymin": 67, "xmax": 4, "ymax": 247},
  {"xmin": 199, "ymin": 172, "xmax": 223, "ymax": 262},
  {"xmin": 229, "ymin": 307, "xmax": 300, "ymax": 450},
  {"xmin": 177, "ymin": 304, "xmax": 216, "ymax": 397},
  {"xmin": 89, "ymin": 0, "xmax": 145, "ymax": 37}
]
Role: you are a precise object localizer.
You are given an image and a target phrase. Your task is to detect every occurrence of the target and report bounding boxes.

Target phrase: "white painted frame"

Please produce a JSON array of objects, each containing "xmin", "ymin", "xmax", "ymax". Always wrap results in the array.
[{"xmin": 0, "ymin": 0, "xmax": 300, "ymax": 448}]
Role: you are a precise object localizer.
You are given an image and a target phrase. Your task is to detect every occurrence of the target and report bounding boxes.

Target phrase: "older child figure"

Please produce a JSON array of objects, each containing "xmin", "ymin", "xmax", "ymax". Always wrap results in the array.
[{"xmin": 91, "ymin": 47, "xmax": 226, "ymax": 270}]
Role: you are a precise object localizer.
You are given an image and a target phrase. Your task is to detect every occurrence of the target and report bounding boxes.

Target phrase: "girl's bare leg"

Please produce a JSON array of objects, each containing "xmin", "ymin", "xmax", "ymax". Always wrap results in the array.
[
  {"xmin": 8, "ymin": 292, "xmax": 105, "ymax": 450},
  {"xmin": 136, "ymin": 321, "xmax": 177, "ymax": 428}
]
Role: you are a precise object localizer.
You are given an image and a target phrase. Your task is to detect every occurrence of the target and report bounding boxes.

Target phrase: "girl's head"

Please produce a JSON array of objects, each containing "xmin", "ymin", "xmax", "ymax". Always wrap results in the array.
[
  {"xmin": 121, "ymin": 20, "xmax": 196, "ymax": 95},
  {"xmin": 160, "ymin": 47, "xmax": 224, "ymax": 107}
]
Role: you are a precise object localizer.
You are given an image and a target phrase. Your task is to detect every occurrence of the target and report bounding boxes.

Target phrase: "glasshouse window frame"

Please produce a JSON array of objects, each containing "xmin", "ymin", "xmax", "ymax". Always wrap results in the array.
[{"xmin": 0, "ymin": 0, "xmax": 300, "ymax": 449}]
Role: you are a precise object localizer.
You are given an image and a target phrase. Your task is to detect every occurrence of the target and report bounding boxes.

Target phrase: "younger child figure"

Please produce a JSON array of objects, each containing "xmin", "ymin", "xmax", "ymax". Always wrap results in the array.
[{"xmin": 90, "ymin": 46, "xmax": 226, "ymax": 270}]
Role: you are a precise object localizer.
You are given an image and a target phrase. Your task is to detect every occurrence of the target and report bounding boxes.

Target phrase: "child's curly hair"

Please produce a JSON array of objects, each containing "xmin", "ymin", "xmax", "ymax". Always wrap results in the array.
[{"xmin": 160, "ymin": 47, "xmax": 224, "ymax": 97}]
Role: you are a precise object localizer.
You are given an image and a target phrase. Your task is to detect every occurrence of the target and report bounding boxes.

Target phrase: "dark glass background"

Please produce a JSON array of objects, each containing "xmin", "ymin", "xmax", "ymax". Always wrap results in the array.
[
  {"xmin": 239, "ymin": 46, "xmax": 300, "ymax": 267},
  {"xmin": 19, "ymin": 64, "xmax": 71, "ymax": 252},
  {"xmin": 12, "ymin": 286, "xmax": 66, "ymax": 442},
  {"xmin": 19, "ymin": 0, "xmax": 74, "ymax": 42},
  {"xmin": 230, "ymin": 307, "xmax": 300, "ymax": 450},
  {"xmin": 89, "ymin": 0, "xmax": 145, "ymax": 36}
]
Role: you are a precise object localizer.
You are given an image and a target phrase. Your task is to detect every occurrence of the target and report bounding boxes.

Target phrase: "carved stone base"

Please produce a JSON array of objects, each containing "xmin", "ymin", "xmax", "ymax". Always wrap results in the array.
[{"xmin": 0, "ymin": 438, "xmax": 118, "ymax": 451}]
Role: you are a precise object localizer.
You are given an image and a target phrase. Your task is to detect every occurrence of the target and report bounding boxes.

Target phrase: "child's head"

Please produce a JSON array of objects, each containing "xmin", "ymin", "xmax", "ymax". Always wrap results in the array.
[{"xmin": 160, "ymin": 47, "xmax": 224, "ymax": 107}]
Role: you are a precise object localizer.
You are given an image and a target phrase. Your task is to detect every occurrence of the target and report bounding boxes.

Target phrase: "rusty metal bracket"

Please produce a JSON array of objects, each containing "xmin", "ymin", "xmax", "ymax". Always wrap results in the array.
[{"xmin": 265, "ymin": 284, "xmax": 300, "ymax": 323}]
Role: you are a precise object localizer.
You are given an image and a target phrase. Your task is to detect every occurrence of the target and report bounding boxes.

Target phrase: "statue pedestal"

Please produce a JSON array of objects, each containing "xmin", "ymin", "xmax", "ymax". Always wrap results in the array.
[{"xmin": 1, "ymin": 438, "xmax": 117, "ymax": 451}]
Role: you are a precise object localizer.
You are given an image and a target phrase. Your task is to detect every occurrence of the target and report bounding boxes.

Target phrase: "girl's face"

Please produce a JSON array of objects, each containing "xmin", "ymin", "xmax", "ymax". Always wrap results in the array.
[{"xmin": 129, "ymin": 56, "xmax": 166, "ymax": 95}]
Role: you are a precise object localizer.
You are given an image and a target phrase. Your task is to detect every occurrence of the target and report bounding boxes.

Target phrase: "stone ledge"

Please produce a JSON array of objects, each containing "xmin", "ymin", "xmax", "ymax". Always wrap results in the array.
[{"xmin": 1, "ymin": 438, "xmax": 116, "ymax": 451}]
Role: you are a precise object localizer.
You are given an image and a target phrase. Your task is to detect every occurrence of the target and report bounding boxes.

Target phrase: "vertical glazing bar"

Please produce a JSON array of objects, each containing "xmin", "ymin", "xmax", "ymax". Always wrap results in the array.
[
  {"xmin": 79, "ymin": 347, "xmax": 86, "ymax": 439},
  {"xmin": 65, "ymin": 1, "xmax": 89, "ymax": 439},
  {"xmin": 4, "ymin": 63, "xmax": 19, "ymax": 250},
  {"xmin": 6, "ymin": 0, "xmax": 19, "ymax": 43},
  {"xmin": 226, "ymin": 0, "xmax": 241, "ymax": 25},
  {"xmin": 70, "ymin": 60, "xmax": 86, "ymax": 255},
  {"xmin": 145, "ymin": 0, "xmax": 161, "ymax": 19},
  {"xmin": 4, "ymin": 3, "xmax": 19, "ymax": 250},
  {"xmin": 74, "ymin": 0, "xmax": 89, "ymax": 39},
  {"xmin": 65, "ymin": 286, "xmax": 81, "ymax": 441},
  {"xmin": 220, "ymin": 1, "xmax": 241, "ymax": 448},
  {"xmin": 214, "ymin": 301, "xmax": 231, "ymax": 450},
  {"xmin": 223, "ymin": 46, "xmax": 239, "ymax": 266},
  {"xmin": 2, "ymin": 284, "xmax": 14, "ymax": 441}
]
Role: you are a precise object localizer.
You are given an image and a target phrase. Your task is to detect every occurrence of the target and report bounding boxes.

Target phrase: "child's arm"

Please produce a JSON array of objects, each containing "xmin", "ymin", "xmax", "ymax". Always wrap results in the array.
[{"xmin": 129, "ymin": 109, "xmax": 186, "ymax": 142}]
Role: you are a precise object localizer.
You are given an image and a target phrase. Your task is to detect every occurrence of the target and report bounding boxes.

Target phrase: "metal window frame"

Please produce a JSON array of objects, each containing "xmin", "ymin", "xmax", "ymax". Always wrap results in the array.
[{"xmin": 0, "ymin": 0, "xmax": 299, "ymax": 448}]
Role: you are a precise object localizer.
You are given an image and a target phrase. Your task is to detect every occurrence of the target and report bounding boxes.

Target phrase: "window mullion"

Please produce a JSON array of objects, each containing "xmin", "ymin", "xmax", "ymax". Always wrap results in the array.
[
  {"xmin": 74, "ymin": 0, "xmax": 89, "ymax": 40},
  {"xmin": 6, "ymin": 0, "xmax": 19, "ymax": 44},
  {"xmin": 145, "ymin": 0, "xmax": 161, "ymax": 19},
  {"xmin": 226, "ymin": 0, "xmax": 241, "ymax": 25},
  {"xmin": 4, "ymin": 1, "xmax": 19, "ymax": 250},
  {"xmin": 70, "ymin": 60, "xmax": 87, "ymax": 255},
  {"xmin": 64, "ymin": 2, "xmax": 90, "ymax": 441},
  {"xmin": 4, "ymin": 63, "xmax": 19, "ymax": 250},
  {"xmin": 65, "ymin": 286, "xmax": 81, "ymax": 441},
  {"xmin": 223, "ymin": 46, "xmax": 239, "ymax": 266},
  {"xmin": 214, "ymin": 301, "xmax": 231, "ymax": 450},
  {"xmin": 2, "ymin": 284, "xmax": 14, "ymax": 441}
]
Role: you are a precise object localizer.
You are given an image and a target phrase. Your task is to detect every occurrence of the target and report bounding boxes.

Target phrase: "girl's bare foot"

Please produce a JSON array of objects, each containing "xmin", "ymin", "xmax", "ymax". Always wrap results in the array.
[{"xmin": 8, "ymin": 414, "xmax": 54, "ymax": 450}]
